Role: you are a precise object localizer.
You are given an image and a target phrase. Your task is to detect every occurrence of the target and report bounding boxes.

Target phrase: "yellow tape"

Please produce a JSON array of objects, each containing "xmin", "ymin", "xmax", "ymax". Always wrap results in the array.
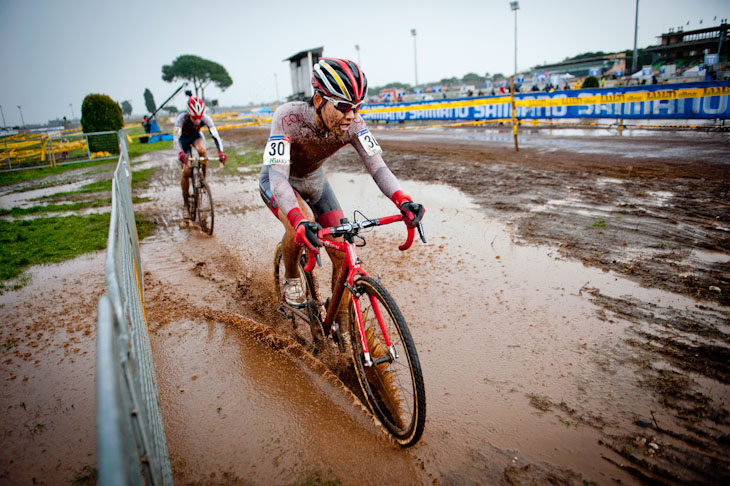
[
  {"xmin": 361, "ymin": 96, "xmax": 512, "ymax": 114},
  {"xmin": 360, "ymin": 86, "xmax": 730, "ymax": 114}
]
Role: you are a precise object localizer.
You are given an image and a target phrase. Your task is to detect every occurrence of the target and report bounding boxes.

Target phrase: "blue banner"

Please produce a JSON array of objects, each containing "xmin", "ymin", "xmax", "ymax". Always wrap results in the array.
[{"xmin": 360, "ymin": 81, "xmax": 730, "ymax": 121}]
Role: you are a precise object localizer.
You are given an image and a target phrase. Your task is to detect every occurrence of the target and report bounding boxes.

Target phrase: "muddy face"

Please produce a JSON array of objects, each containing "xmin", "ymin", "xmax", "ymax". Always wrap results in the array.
[{"xmin": 319, "ymin": 97, "xmax": 356, "ymax": 137}]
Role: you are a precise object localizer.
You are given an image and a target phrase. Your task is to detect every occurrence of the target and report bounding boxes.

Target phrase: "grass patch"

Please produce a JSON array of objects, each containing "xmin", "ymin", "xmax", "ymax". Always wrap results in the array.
[
  {"xmin": 210, "ymin": 149, "xmax": 263, "ymax": 176},
  {"xmin": 0, "ymin": 159, "xmax": 116, "ymax": 187},
  {"xmin": 0, "ymin": 197, "xmax": 150, "ymax": 216},
  {"xmin": 0, "ymin": 212, "xmax": 156, "ymax": 282},
  {"xmin": 128, "ymin": 138, "xmax": 172, "ymax": 160},
  {"xmin": 34, "ymin": 167, "xmax": 157, "ymax": 200},
  {"xmin": 591, "ymin": 218, "xmax": 606, "ymax": 228}
]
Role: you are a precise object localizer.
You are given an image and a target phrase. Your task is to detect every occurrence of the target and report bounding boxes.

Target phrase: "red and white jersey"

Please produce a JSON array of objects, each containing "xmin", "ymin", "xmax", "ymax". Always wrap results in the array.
[{"xmin": 265, "ymin": 101, "xmax": 401, "ymax": 216}]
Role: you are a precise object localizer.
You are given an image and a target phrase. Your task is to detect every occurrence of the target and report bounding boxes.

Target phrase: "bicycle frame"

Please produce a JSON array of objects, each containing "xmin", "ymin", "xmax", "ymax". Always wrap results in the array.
[{"xmin": 304, "ymin": 215, "xmax": 425, "ymax": 367}]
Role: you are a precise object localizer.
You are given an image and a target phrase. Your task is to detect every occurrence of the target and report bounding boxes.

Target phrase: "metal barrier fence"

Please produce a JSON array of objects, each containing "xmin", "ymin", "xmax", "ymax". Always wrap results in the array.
[
  {"xmin": 97, "ymin": 131, "xmax": 173, "ymax": 485},
  {"xmin": 0, "ymin": 129, "xmax": 119, "ymax": 172}
]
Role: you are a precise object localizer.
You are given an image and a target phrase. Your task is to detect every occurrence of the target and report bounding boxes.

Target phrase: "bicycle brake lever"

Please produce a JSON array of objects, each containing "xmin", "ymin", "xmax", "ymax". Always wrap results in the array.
[
  {"xmin": 417, "ymin": 222, "xmax": 427, "ymax": 244},
  {"xmin": 315, "ymin": 253, "xmax": 322, "ymax": 267}
]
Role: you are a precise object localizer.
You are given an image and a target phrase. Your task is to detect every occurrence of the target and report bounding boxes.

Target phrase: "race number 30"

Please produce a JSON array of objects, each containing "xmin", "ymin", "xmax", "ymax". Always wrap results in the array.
[
  {"xmin": 263, "ymin": 135, "xmax": 291, "ymax": 165},
  {"xmin": 357, "ymin": 129, "xmax": 382, "ymax": 156}
]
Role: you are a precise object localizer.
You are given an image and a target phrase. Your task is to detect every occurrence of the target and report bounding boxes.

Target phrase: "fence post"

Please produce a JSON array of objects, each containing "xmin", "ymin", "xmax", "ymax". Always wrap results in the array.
[{"xmin": 510, "ymin": 75, "xmax": 519, "ymax": 152}]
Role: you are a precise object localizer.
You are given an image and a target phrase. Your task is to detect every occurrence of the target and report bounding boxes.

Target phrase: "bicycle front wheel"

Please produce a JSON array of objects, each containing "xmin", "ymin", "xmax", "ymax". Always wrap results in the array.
[
  {"xmin": 349, "ymin": 276, "xmax": 426, "ymax": 446},
  {"xmin": 196, "ymin": 178, "xmax": 214, "ymax": 235}
]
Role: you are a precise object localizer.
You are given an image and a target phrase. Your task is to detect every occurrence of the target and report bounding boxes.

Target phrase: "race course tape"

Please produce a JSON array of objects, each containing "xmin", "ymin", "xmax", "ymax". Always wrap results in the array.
[
  {"xmin": 360, "ymin": 85, "xmax": 730, "ymax": 114},
  {"xmin": 514, "ymin": 86, "xmax": 730, "ymax": 108}
]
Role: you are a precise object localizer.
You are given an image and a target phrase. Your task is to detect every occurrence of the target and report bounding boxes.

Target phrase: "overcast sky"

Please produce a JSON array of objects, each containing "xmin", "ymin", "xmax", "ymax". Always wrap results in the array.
[{"xmin": 1, "ymin": 0, "xmax": 728, "ymax": 125}]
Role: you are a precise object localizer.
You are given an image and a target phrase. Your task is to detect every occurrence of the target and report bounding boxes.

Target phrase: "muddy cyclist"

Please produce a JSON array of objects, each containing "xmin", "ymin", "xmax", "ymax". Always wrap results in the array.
[
  {"xmin": 259, "ymin": 57, "xmax": 425, "ymax": 314},
  {"xmin": 174, "ymin": 95, "xmax": 227, "ymax": 219}
]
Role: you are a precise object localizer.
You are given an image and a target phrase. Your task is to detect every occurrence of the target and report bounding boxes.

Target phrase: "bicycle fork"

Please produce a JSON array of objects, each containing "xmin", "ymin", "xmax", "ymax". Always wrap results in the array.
[{"xmin": 350, "ymin": 287, "xmax": 398, "ymax": 368}]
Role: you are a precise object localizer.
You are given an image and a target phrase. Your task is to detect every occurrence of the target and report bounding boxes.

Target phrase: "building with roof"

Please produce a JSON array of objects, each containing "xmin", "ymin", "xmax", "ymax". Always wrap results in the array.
[
  {"xmin": 284, "ymin": 47, "xmax": 323, "ymax": 100},
  {"xmin": 643, "ymin": 21, "xmax": 728, "ymax": 65}
]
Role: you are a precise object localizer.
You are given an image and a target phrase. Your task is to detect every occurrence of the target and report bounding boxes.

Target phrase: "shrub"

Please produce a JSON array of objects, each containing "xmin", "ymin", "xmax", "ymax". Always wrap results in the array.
[
  {"xmin": 581, "ymin": 76, "xmax": 600, "ymax": 89},
  {"xmin": 80, "ymin": 94, "xmax": 123, "ymax": 154}
]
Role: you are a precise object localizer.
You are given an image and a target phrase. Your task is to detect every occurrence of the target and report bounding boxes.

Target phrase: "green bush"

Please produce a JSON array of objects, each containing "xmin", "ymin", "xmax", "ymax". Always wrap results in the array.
[
  {"xmin": 581, "ymin": 76, "xmax": 600, "ymax": 89},
  {"xmin": 80, "ymin": 94, "xmax": 123, "ymax": 154}
]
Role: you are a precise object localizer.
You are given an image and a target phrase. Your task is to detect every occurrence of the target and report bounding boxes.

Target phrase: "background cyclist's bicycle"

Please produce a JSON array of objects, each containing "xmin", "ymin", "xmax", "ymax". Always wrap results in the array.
[
  {"xmin": 185, "ymin": 154, "xmax": 214, "ymax": 235},
  {"xmin": 273, "ymin": 212, "xmax": 427, "ymax": 446}
]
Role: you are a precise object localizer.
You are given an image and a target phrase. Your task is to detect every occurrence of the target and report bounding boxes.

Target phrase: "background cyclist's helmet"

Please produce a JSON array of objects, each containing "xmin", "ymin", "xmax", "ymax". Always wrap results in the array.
[
  {"xmin": 312, "ymin": 58, "xmax": 368, "ymax": 104},
  {"xmin": 187, "ymin": 96, "xmax": 205, "ymax": 119}
]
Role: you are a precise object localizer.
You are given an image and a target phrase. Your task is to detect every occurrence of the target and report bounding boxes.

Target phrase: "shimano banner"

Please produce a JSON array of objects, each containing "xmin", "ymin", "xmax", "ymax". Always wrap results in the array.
[{"xmin": 360, "ymin": 81, "xmax": 730, "ymax": 121}]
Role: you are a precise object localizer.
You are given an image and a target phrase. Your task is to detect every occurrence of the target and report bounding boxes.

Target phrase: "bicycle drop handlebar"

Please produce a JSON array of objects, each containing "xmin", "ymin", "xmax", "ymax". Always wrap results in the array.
[{"xmin": 304, "ymin": 214, "xmax": 426, "ymax": 272}]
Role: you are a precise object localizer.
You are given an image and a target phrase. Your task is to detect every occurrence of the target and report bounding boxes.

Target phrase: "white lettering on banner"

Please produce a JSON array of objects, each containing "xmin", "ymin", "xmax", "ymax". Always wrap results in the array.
[
  {"xmin": 702, "ymin": 95, "xmax": 728, "ymax": 114},
  {"xmin": 653, "ymin": 99, "xmax": 675, "ymax": 115},
  {"xmin": 675, "ymin": 99, "xmax": 685, "ymax": 115},
  {"xmin": 521, "ymin": 96, "xmax": 536, "ymax": 118},
  {"xmin": 552, "ymin": 94, "xmax": 568, "ymax": 117},
  {"xmin": 692, "ymin": 97, "xmax": 702, "ymax": 114},
  {"xmin": 597, "ymin": 101, "xmax": 613, "ymax": 116},
  {"xmin": 578, "ymin": 93, "xmax": 594, "ymax": 116}
]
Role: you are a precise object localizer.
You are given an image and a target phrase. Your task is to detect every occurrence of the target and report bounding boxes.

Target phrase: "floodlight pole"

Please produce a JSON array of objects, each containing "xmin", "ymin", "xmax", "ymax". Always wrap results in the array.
[
  {"xmin": 632, "ymin": 0, "xmax": 639, "ymax": 73},
  {"xmin": 17, "ymin": 105, "xmax": 25, "ymax": 129},
  {"xmin": 355, "ymin": 44, "xmax": 361, "ymax": 66},
  {"xmin": 510, "ymin": 1, "xmax": 519, "ymax": 76},
  {"xmin": 0, "ymin": 105, "xmax": 6, "ymax": 128},
  {"xmin": 69, "ymin": 103, "xmax": 75, "ymax": 120},
  {"xmin": 411, "ymin": 29, "xmax": 418, "ymax": 88}
]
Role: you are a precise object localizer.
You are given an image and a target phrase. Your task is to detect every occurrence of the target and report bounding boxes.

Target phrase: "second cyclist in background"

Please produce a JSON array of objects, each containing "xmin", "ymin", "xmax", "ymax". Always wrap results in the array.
[{"xmin": 174, "ymin": 94, "xmax": 227, "ymax": 219}]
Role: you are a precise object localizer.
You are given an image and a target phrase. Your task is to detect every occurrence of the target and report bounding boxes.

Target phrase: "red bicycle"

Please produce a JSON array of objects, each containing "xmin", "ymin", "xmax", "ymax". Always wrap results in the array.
[{"xmin": 273, "ymin": 213, "xmax": 427, "ymax": 446}]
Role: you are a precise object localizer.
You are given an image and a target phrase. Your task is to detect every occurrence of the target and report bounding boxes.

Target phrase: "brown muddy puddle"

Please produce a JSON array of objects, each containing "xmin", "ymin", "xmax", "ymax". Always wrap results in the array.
[
  {"xmin": 133, "ymin": 163, "xmax": 729, "ymax": 485},
  {"xmin": 0, "ymin": 253, "xmax": 103, "ymax": 484}
]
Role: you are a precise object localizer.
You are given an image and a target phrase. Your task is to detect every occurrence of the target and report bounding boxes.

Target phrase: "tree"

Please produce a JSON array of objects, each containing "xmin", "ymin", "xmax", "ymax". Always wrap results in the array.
[
  {"xmin": 80, "ymin": 94, "xmax": 123, "ymax": 154},
  {"xmin": 161, "ymin": 54, "xmax": 233, "ymax": 101},
  {"xmin": 463, "ymin": 72, "xmax": 482, "ymax": 82},
  {"xmin": 163, "ymin": 106, "xmax": 178, "ymax": 114},
  {"xmin": 121, "ymin": 100, "xmax": 132, "ymax": 117},
  {"xmin": 581, "ymin": 76, "xmax": 600, "ymax": 89},
  {"xmin": 143, "ymin": 88, "xmax": 156, "ymax": 114}
]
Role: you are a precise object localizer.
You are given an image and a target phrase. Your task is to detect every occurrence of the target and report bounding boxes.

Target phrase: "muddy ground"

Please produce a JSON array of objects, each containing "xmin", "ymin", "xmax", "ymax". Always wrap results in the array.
[{"xmin": 1, "ymin": 124, "xmax": 729, "ymax": 485}]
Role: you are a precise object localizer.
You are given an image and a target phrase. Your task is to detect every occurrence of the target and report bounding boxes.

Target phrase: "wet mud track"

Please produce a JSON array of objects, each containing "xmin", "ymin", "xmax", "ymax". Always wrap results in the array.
[
  {"xmin": 2, "ymin": 125, "xmax": 728, "ymax": 484},
  {"xmin": 132, "ymin": 126, "xmax": 729, "ymax": 485}
]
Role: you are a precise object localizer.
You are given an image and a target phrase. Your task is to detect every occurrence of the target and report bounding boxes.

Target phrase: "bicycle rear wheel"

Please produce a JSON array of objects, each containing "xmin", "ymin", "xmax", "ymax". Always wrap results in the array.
[
  {"xmin": 348, "ymin": 276, "xmax": 426, "ymax": 446},
  {"xmin": 196, "ymin": 178, "xmax": 214, "ymax": 235},
  {"xmin": 273, "ymin": 243, "xmax": 323, "ymax": 350}
]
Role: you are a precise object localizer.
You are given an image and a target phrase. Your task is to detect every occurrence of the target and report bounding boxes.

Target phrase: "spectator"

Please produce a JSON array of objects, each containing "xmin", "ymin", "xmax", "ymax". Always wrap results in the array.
[{"xmin": 141, "ymin": 115, "xmax": 152, "ymax": 134}]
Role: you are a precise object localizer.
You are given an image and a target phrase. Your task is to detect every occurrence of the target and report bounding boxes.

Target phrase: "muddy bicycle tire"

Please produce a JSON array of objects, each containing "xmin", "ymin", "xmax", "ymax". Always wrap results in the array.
[
  {"xmin": 348, "ymin": 276, "xmax": 426, "ymax": 446},
  {"xmin": 273, "ymin": 243, "xmax": 323, "ymax": 350},
  {"xmin": 195, "ymin": 178, "xmax": 214, "ymax": 235}
]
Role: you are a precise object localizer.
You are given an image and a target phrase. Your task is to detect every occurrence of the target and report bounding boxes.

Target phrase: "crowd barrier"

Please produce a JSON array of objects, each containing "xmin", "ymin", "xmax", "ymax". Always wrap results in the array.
[
  {"xmin": 0, "ymin": 129, "xmax": 119, "ymax": 172},
  {"xmin": 360, "ymin": 81, "xmax": 730, "ymax": 123},
  {"xmin": 97, "ymin": 131, "xmax": 173, "ymax": 485}
]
